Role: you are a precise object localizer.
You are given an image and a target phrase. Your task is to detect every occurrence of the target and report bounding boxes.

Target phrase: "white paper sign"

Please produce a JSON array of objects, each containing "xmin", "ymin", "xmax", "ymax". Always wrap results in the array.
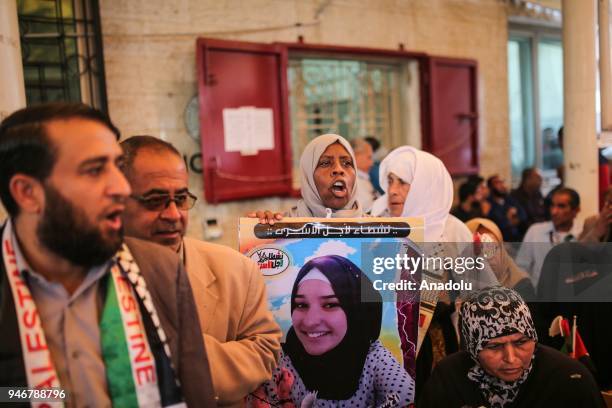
[{"xmin": 222, "ymin": 107, "xmax": 275, "ymax": 155}]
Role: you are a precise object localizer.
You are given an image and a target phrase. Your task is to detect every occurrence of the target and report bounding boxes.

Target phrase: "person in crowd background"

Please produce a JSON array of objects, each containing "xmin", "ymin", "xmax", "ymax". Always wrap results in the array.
[
  {"xmin": 516, "ymin": 187, "xmax": 582, "ymax": 287},
  {"xmin": 598, "ymin": 147, "xmax": 611, "ymax": 210},
  {"xmin": 510, "ymin": 167, "xmax": 546, "ymax": 237},
  {"xmin": 0, "ymin": 103, "xmax": 216, "ymax": 407},
  {"xmin": 537, "ymin": 241, "xmax": 612, "ymax": 390},
  {"xmin": 120, "ymin": 135, "xmax": 282, "ymax": 407},
  {"xmin": 542, "ymin": 127, "xmax": 564, "ymax": 172},
  {"xmin": 579, "ymin": 186, "xmax": 612, "ymax": 243},
  {"xmin": 468, "ymin": 175, "xmax": 492, "ymax": 216},
  {"xmin": 452, "ymin": 178, "xmax": 488, "ymax": 222},
  {"xmin": 364, "ymin": 135, "xmax": 386, "ymax": 195},
  {"xmin": 350, "ymin": 137, "xmax": 377, "ymax": 212},
  {"xmin": 419, "ymin": 286, "xmax": 604, "ymax": 408},
  {"xmin": 465, "ymin": 218, "xmax": 535, "ymax": 301},
  {"xmin": 545, "ymin": 125, "xmax": 610, "ymax": 216},
  {"xmin": 254, "ymin": 255, "xmax": 414, "ymax": 407},
  {"xmin": 487, "ymin": 175, "xmax": 526, "ymax": 242},
  {"xmin": 544, "ymin": 127, "xmax": 565, "ymax": 219}
]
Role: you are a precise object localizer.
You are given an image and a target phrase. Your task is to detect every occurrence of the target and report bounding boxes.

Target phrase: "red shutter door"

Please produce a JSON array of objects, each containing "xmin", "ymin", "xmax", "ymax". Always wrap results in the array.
[
  {"xmin": 424, "ymin": 57, "xmax": 478, "ymax": 175},
  {"xmin": 196, "ymin": 38, "xmax": 292, "ymax": 203}
]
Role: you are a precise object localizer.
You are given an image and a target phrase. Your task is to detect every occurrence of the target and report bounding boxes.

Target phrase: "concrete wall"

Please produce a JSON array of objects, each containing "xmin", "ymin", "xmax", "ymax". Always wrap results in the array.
[
  {"xmin": 0, "ymin": 0, "xmax": 27, "ymax": 223},
  {"xmin": 99, "ymin": 0, "xmax": 510, "ymax": 249}
]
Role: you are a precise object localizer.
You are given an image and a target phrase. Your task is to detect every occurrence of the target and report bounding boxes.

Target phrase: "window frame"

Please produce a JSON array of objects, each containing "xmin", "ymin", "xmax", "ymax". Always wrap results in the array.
[
  {"xmin": 17, "ymin": 0, "xmax": 108, "ymax": 111},
  {"xmin": 285, "ymin": 52, "xmax": 417, "ymax": 186},
  {"xmin": 196, "ymin": 38, "xmax": 480, "ymax": 202},
  {"xmin": 508, "ymin": 24, "xmax": 563, "ymax": 182}
]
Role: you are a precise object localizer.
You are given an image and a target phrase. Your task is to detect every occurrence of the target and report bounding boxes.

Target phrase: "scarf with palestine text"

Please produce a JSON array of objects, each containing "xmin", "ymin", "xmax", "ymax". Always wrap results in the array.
[{"xmin": 1, "ymin": 220, "xmax": 186, "ymax": 408}]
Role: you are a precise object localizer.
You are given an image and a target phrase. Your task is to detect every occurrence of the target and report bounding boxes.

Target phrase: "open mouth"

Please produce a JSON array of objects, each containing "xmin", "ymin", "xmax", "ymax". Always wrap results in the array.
[
  {"xmin": 330, "ymin": 180, "xmax": 347, "ymax": 197},
  {"xmin": 104, "ymin": 209, "xmax": 124, "ymax": 230}
]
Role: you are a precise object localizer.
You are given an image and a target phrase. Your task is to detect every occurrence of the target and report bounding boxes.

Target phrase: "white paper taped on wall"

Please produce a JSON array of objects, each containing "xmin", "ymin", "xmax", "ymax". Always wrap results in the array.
[{"xmin": 222, "ymin": 107, "xmax": 275, "ymax": 155}]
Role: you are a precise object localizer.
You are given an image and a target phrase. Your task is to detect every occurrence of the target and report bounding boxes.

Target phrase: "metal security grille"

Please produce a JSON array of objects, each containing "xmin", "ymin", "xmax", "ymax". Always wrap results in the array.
[
  {"xmin": 18, "ymin": 0, "xmax": 107, "ymax": 111},
  {"xmin": 288, "ymin": 58, "xmax": 403, "ymax": 183}
]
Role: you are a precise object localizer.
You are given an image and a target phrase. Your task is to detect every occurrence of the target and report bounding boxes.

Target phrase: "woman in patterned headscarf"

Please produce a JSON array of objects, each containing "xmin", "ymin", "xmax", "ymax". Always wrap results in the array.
[{"xmin": 419, "ymin": 286, "xmax": 604, "ymax": 408}]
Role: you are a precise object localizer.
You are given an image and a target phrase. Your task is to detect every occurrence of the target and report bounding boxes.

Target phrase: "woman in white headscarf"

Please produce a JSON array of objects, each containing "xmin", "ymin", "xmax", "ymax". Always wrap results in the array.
[
  {"xmin": 370, "ymin": 146, "xmax": 473, "ymax": 399},
  {"xmin": 370, "ymin": 146, "xmax": 471, "ymax": 242},
  {"xmin": 249, "ymin": 134, "xmax": 364, "ymax": 222}
]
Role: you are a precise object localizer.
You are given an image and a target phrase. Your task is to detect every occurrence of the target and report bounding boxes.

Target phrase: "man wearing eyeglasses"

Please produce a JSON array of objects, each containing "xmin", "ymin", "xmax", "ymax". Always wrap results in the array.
[{"xmin": 120, "ymin": 136, "xmax": 281, "ymax": 407}]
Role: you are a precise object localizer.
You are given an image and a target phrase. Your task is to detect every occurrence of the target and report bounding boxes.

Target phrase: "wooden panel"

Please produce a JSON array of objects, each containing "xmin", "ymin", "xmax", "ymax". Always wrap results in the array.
[
  {"xmin": 196, "ymin": 38, "xmax": 292, "ymax": 203},
  {"xmin": 424, "ymin": 57, "xmax": 479, "ymax": 175}
]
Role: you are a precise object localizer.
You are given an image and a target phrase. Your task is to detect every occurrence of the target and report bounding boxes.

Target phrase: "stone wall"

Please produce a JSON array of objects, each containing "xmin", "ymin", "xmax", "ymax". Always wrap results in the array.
[
  {"xmin": 0, "ymin": 0, "xmax": 26, "ymax": 223},
  {"xmin": 99, "ymin": 0, "xmax": 510, "ymax": 249}
]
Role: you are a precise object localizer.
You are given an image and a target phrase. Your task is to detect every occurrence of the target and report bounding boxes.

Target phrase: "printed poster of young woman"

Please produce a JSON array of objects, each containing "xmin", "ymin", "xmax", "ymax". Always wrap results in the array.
[{"xmin": 239, "ymin": 217, "xmax": 424, "ymax": 408}]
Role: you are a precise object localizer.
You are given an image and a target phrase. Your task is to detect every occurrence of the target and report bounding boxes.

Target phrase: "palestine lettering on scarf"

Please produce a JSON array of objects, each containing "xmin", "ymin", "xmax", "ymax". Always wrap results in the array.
[
  {"xmin": 115, "ymin": 275, "xmax": 156, "ymax": 386},
  {"xmin": 4, "ymin": 239, "xmax": 58, "ymax": 390}
]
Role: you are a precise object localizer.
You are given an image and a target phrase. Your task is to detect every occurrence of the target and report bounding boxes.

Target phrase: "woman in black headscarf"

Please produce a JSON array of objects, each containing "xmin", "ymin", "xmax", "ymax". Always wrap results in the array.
[
  {"xmin": 419, "ymin": 286, "xmax": 604, "ymax": 408},
  {"xmin": 257, "ymin": 255, "xmax": 414, "ymax": 407}
]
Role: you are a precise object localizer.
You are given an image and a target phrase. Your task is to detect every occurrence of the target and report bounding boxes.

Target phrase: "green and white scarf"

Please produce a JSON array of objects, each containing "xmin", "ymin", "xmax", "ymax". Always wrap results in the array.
[{"xmin": 2, "ymin": 220, "xmax": 186, "ymax": 408}]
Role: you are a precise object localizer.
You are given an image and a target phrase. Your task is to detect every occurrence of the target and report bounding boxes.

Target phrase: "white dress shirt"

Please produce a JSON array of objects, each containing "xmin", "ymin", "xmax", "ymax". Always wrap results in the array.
[{"xmin": 516, "ymin": 220, "xmax": 583, "ymax": 287}]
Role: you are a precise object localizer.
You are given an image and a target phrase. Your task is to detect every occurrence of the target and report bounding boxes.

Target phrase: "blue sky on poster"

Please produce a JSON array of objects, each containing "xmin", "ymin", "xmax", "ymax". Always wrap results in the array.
[{"xmin": 265, "ymin": 237, "xmax": 409, "ymax": 340}]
